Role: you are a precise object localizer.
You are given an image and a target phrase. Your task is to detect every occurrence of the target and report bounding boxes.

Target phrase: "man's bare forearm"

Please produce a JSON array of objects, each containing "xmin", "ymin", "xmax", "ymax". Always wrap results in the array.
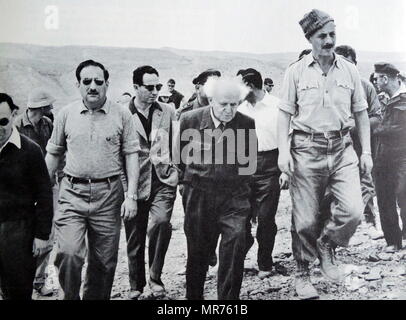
[
  {"xmin": 45, "ymin": 153, "xmax": 61, "ymax": 179},
  {"xmin": 125, "ymin": 152, "xmax": 139, "ymax": 198},
  {"xmin": 277, "ymin": 110, "xmax": 292, "ymax": 154},
  {"xmin": 354, "ymin": 109, "xmax": 371, "ymax": 153}
]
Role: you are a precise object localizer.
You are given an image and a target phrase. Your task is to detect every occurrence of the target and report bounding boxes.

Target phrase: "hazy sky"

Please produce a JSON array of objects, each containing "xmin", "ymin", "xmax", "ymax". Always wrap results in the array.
[{"xmin": 1, "ymin": 0, "xmax": 405, "ymax": 53}]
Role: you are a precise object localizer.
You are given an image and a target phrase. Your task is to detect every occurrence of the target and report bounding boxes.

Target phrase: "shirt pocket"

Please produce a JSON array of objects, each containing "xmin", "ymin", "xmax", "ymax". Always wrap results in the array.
[
  {"xmin": 298, "ymin": 80, "xmax": 320, "ymax": 106},
  {"xmin": 102, "ymin": 133, "xmax": 120, "ymax": 154},
  {"xmin": 333, "ymin": 79, "xmax": 353, "ymax": 106}
]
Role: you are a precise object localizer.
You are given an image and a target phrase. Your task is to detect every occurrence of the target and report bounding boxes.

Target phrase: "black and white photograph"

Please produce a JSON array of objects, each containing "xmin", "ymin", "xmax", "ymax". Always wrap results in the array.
[{"xmin": 0, "ymin": 0, "xmax": 405, "ymax": 307}]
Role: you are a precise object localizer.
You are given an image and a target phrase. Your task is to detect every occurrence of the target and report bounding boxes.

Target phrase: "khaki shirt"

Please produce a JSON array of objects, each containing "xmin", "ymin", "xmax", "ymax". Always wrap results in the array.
[
  {"xmin": 46, "ymin": 99, "xmax": 139, "ymax": 179},
  {"xmin": 279, "ymin": 53, "xmax": 367, "ymax": 132}
]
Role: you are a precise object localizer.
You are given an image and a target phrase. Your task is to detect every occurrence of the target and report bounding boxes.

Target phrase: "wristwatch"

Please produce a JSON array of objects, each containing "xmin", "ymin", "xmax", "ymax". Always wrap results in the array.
[{"xmin": 126, "ymin": 194, "xmax": 137, "ymax": 201}]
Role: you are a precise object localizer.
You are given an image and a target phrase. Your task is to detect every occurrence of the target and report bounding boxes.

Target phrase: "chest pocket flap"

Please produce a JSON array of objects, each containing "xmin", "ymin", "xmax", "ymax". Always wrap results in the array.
[{"xmin": 335, "ymin": 79, "xmax": 354, "ymax": 91}]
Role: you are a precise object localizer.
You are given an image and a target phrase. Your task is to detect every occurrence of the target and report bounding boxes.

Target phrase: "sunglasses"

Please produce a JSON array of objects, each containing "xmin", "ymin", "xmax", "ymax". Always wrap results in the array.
[
  {"xmin": 0, "ymin": 117, "xmax": 10, "ymax": 126},
  {"xmin": 168, "ymin": 84, "xmax": 175, "ymax": 87},
  {"xmin": 141, "ymin": 84, "xmax": 163, "ymax": 92},
  {"xmin": 82, "ymin": 78, "xmax": 105, "ymax": 86}
]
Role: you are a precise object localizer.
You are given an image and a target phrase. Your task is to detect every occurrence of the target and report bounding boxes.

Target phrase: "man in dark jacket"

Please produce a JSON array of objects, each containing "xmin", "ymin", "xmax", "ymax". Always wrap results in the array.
[
  {"xmin": 177, "ymin": 77, "xmax": 257, "ymax": 300},
  {"xmin": 374, "ymin": 62, "xmax": 406, "ymax": 251},
  {"xmin": 0, "ymin": 93, "xmax": 53, "ymax": 300}
]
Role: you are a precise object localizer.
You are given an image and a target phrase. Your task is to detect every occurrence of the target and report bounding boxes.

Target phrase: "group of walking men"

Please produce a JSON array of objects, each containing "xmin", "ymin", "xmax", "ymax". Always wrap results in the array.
[{"xmin": 0, "ymin": 8, "xmax": 405, "ymax": 301}]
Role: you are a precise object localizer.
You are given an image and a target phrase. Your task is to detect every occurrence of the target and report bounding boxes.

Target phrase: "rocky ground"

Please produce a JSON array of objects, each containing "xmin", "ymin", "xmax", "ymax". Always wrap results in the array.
[{"xmin": 35, "ymin": 190, "xmax": 406, "ymax": 301}]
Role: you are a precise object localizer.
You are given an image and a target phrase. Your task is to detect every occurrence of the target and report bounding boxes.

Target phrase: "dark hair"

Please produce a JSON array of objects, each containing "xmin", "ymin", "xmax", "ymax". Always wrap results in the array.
[
  {"xmin": 132, "ymin": 65, "xmax": 159, "ymax": 86},
  {"xmin": 122, "ymin": 92, "xmax": 132, "ymax": 97},
  {"xmin": 264, "ymin": 78, "xmax": 273, "ymax": 86},
  {"xmin": 76, "ymin": 59, "xmax": 109, "ymax": 82},
  {"xmin": 369, "ymin": 73, "xmax": 376, "ymax": 84},
  {"xmin": 298, "ymin": 49, "xmax": 312, "ymax": 59},
  {"xmin": 335, "ymin": 45, "xmax": 357, "ymax": 65},
  {"xmin": 0, "ymin": 93, "xmax": 19, "ymax": 111},
  {"xmin": 168, "ymin": 79, "xmax": 175, "ymax": 85},
  {"xmin": 237, "ymin": 68, "xmax": 263, "ymax": 90}
]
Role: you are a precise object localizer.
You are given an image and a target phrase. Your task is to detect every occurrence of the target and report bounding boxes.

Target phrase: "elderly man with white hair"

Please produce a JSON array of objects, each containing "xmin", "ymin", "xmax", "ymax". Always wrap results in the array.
[{"xmin": 177, "ymin": 77, "xmax": 257, "ymax": 300}]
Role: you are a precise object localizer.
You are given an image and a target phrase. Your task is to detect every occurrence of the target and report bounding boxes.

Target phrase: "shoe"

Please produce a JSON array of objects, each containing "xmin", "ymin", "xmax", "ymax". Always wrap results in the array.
[
  {"xmin": 384, "ymin": 244, "xmax": 401, "ymax": 253},
  {"xmin": 148, "ymin": 278, "xmax": 166, "ymax": 297},
  {"xmin": 294, "ymin": 263, "xmax": 319, "ymax": 300},
  {"xmin": 209, "ymin": 252, "xmax": 217, "ymax": 267},
  {"xmin": 35, "ymin": 284, "xmax": 54, "ymax": 297},
  {"xmin": 258, "ymin": 270, "xmax": 272, "ymax": 280},
  {"xmin": 367, "ymin": 225, "xmax": 384, "ymax": 240},
  {"xmin": 128, "ymin": 289, "xmax": 142, "ymax": 300},
  {"xmin": 316, "ymin": 237, "xmax": 343, "ymax": 283}
]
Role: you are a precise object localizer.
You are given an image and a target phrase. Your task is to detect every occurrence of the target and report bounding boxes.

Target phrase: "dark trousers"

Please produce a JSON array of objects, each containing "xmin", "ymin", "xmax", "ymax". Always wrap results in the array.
[
  {"xmin": 54, "ymin": 177, "xmax": 123, "ymax": 300},
  {"xmin": 0, "ymin": 219, "xmax": 36, "ymax": 300},
  {"xmin": 246, "ymin": 149, "xmax": 281, "ymax": 271},
  {"xmin": 375, "ymin": 153, "xmax": 406, "ymax": 247},
  {"xmin": 124, "ymin": 181, "xmax": 176, "ymax": 291},
  {"xmin": 183, "ymin": 183, "xmax": 250, "ymax": 300}
]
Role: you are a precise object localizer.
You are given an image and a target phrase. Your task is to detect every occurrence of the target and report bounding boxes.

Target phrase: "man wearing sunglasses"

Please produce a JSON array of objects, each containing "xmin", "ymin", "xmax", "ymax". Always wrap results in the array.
[
  {"xmin": 165, "ymin": 78, "xmax": 185, "ymax": 109},
  {"xmin": 124, "ymin": 65, "xmax": 178, "ymax": 299},
  {"xmin": 0, "ymin": 93, "xmax": 53, "ymax": 299},
  {"xmin": 14, "ymin": 88, "xmax": 57, "ymax": 297},
  {"xmin": 264, "ymin": 78, "xmax": 274, "ymax": 94},
  {"xmin": 45, "ymin": 59, "xmax": 140, "ymax": 300}
]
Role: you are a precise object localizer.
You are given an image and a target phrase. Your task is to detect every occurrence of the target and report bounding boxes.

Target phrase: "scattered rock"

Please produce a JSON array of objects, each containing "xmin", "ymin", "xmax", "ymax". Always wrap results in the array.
[
  {"xmin": 367, "ymin": 253, "xmax": 380, "ymax": 262},
  {"xmin": 345, "ymin": 276, "xmax": 366, "ymax": 291},
  {"xmin": 377, "ymin": 253, "xmax": 392, "ymax": 261},
  {"xmin": 365, "ymin": 267, "xmax": 382, "ymax": 281},
  {"xmin": 368, "ymin": 281, "xmax": 379, "ymax": 290},
  {"xmin": 111, "ymin": 292, "xmax": 121, "ymax": 298}
]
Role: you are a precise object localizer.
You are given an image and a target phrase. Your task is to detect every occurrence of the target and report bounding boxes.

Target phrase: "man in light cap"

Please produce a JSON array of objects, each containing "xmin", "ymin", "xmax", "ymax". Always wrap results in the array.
[
  {"xmin": 278, "ymin": 9, "xmax": 372, "ymax": 299},
  {"xmin": 374, "ymin": 62, "xmax": 406, "ymax": 251},
  {"xmin": 14, "ymin": 88, "xmax": 56, "ymax": 296},
  {"xmin": 176, "ymin": 69, "xmax": 221, "ymax": 119},
  {"xmin": 178, "ymin": 77, "xmax": 257, "ymax": 299},
  {"xmin": 14, "ymin": 88, "xmax": 55, "ymax": 155}
]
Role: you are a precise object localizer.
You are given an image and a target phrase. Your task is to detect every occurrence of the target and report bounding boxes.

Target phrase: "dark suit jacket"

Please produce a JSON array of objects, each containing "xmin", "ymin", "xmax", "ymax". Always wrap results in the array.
[
  {"xmin": 178, "ymin": 106, "xmax": 257, "ymax": 187},
  {"xmin": 130, "ymin": 100, "xmax": 178, "ymax": 200}
]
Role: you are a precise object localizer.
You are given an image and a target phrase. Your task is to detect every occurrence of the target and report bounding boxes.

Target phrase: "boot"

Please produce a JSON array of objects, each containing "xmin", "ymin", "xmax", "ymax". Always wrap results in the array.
[
  {"xmin": 316, "ymin": 236, "xmax": 342, "ymax": 282},
  {"xmin": 294, "ymin": 261, "xmax": 319, "ymax": 300}
]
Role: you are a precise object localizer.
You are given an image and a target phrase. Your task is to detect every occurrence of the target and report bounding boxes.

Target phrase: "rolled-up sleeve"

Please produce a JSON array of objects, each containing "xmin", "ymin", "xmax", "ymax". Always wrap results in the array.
[
  {"xmin": 46, "ymin": 109, "xmax": 67, "ymax": 156},
  {"xmin": 122, "ymin": 109, "xmax": 140, "ymax": 155},
  {"xmin": 351, "ymin": 68, "xmax": 368, "ymax": 113},
  {"xmin": 278, "ymin": 66, "xmax": 298, "ymax": 115}
]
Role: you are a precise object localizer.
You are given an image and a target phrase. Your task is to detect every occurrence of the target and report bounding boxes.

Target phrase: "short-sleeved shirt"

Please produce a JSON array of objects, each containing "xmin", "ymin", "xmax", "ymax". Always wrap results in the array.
[
  {"xmin": 14, "ymin": 111, "xmax": 53, "ymax": 156},
  {"xmin": 279, "ymin": 53, "xmax": 368, "ymax": 132},
  {"xmin": 238, "ymin": 92, "xmax": 280, "ymax": 151},
  {"xmin": 46, "ymin": 99, "xmax": 140, "ymax": 179}
]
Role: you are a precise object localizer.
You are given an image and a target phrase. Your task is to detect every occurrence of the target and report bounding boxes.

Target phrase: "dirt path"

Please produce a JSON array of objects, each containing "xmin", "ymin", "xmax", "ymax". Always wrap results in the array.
[{"xmin": 36, "ymin": 190, "xmax": 406, "ymax": 300}]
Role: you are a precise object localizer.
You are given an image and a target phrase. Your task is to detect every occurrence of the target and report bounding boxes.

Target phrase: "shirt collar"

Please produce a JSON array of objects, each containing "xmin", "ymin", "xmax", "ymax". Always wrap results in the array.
[
  {"xmin": 391, "ymin": 83, "xmax": 406, "ymax": 99},
  {"xmin": 0, "ymin": 127, "xmax": 21, "ymax": 153},
  {"xmin": 210, "ymin": 107, "xmax": 223, "ymax": 128},
  {"xmin": 305, "ymin": 52, "xmax": 340, "ymax": 69},
  {"xmin": 128, "ymin": 98, "xmax": 162, "ymax": 115},
  {"xmin": 21, "ymin": 110, "xmax": 46, "ymax": 127},
  {"xmin": 79, "ymin": 98, "xmax": 110, "ymax": 114}
]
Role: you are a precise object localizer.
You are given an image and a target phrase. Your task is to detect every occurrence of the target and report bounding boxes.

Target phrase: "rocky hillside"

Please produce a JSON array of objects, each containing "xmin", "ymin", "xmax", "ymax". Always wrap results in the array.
[{"xmin": 0, "ymin": 42, "xmax": 405, "ymax": 112}]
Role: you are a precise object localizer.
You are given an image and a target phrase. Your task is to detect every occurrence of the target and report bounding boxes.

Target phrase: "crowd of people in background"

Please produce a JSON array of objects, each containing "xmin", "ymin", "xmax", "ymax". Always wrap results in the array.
[{"xmin": 0, "ymin": 8, "xmax": 405, "ymax": 301}]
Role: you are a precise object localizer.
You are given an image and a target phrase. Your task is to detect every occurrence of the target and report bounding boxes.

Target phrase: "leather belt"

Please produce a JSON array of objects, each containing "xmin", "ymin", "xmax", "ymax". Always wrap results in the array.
[
  {"xmin": 65, "ymin": 174, "xmax": 119, "ymax": 184},
  {"xmin": 293, "ymin": 129, "xmax": 349, "ymax": 139}
]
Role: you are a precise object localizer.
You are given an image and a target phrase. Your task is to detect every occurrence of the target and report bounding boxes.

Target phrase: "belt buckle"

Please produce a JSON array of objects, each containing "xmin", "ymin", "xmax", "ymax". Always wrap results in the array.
[{"xmin": 323, "ymin": 131, "xmax": 334, "ymax": 139}]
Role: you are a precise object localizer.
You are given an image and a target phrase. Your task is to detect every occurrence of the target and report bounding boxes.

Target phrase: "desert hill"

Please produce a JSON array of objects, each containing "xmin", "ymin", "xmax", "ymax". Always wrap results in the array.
[{"xmin": 0, "ymin": 42, "xmax": 405, "ymax": 112}]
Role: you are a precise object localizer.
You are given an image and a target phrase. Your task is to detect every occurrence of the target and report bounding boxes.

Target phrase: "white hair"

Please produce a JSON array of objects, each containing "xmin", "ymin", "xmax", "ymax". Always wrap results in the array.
[{"xmin": 203, "ymin": 76, "xmax": 249, "ymax": 101}]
